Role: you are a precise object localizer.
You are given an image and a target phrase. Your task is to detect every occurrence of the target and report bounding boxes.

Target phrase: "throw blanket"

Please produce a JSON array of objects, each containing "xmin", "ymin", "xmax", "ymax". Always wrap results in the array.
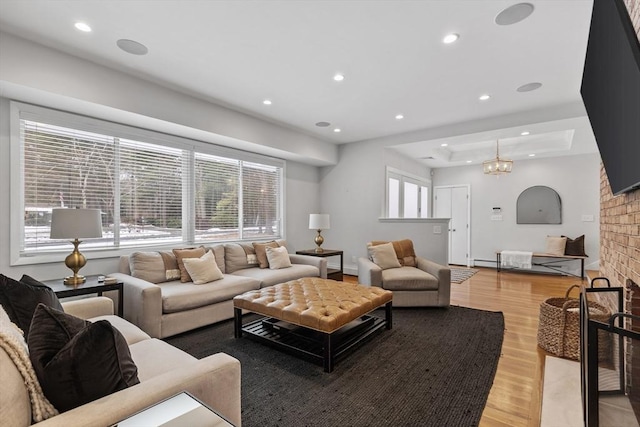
[
  {"xmin": 501, "ymin": 250, "xmax": 533, "ymax": 269},
  {"xmin": 0, "ymin": 306, "xmax": 58, "ymax": 422}
]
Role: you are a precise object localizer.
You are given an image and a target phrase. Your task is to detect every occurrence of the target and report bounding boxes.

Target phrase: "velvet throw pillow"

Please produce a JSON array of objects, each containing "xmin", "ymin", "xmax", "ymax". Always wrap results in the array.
[
  {"xmin": 253, "ymin": 241, "xmax": 280, "ymax": 269},
  {"xmin": 182, "ymin": 250, "xmax": 224, "ymax": 285},
  {"xmin": 173, "ymin": 247, "xmax": 207, "ymax": 282},
  {"xmin": 367, "ymin": 242, "xmax": 402, "ymax": 270},
  {"xmin": 28, "ymin": 304, "xmax": 139, "ymax": 413},
  {"xmin": 562, "ymin": 235, "xmax": 587, "ymax": 257},
  {"xmin": 545, "ymin": 236, "xmax": 567, "ymax": 256},
  {"xmin": 266, "ymin": 246, "xmax": 292, "ymax": 270},
  {"xmin": 0, "ymin": 274, "xmax": 63, "ymax": 339}
]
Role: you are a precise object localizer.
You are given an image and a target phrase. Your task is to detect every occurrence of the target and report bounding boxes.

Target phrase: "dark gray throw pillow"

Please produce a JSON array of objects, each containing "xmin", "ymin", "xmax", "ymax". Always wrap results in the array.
[
  {"xmin": 562, "ymin": 235, "xmax": 587, "ymax": 257},
  {"xmin": 0, "ymin": 274, "xmax": 63, "ymax": 338},
  {"xmin": 28, "ymin": 304, "xmax": 140, "ymax": 412}
]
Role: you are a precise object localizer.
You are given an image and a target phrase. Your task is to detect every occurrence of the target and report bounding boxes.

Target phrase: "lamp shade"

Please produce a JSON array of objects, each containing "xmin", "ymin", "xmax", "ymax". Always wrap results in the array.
[
  {"xmin": 309, "ymin": 214, "xmax": 330, "ymax": 230},
  {"xmin": 50, "ymin": 208, "xmax": 103, "ymax": 239}
]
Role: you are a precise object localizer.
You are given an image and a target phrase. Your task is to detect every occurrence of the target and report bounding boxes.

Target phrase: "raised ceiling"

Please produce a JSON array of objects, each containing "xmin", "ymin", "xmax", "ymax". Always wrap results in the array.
[{"xmin": 0, "ymin": 0, "xmax": 599, "ymax": 167}]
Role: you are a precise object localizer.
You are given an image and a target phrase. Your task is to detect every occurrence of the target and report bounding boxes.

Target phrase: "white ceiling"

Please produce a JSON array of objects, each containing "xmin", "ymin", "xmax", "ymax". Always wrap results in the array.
[{"xmin": 0, "ymin": 0, "xmax": 599, "ymax": 167}]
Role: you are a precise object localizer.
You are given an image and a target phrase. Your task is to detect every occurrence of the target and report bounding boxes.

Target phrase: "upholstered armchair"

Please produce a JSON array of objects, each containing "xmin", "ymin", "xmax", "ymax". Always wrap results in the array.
[{"xmin": 358, "ymin": 239, "xmax": 451, "ymax": 307}]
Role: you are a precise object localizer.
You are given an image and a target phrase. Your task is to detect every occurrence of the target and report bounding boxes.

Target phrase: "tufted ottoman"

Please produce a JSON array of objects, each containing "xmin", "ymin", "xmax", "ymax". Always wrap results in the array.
[{"xmin": 233, "ymin": 277, "xmax": 393, "ymax": 372}]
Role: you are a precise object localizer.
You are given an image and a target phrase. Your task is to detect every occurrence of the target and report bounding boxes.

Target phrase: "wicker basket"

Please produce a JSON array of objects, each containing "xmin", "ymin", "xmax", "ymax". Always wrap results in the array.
[{"xmin": 537, "ymin": 284, "xmax": 611, "ymax": 361}]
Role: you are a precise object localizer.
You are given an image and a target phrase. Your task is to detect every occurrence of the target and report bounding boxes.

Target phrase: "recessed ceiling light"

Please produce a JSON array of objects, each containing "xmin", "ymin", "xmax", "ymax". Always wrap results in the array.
[
  {"xmin": 495, "ymin": 3, "xmax": 535, "ymax": 26},
  {"xmin": 74, "ymin": 22, "xmax": 92, "ymax": 32},
  {"xmin": 521, "ymin": 131, "xmax": 530, "ymax": 136},
  {"xmin": 315, "ymin": 121, "xmax": 331, "ymax": 127},
  {"xmin": 442, "ymin": 33, "xmax": 459, "ymax": 44},
  {"xmin": 395, "ymin": 114, "xmax": 404, "ymax": 120},
  {"xmin": 263, "ymin": 99, "xmax": 272, "ymax": 105},
  {"xmin": 529, "ymin": 154, "xmax": 536, "ymax": 157},
  {"xmin": 333, "ymin": 73, "xmax": 345, "ymax": 82},
  {"xmin": 517, "ymin": 82, "xmax": 543, "ymax": 92},
  {"xmin": 466, "ymin": 160, "xmax": 473, "ymax": 163},
  {"xmin": 479, "ymin": 94, "xmax": 491, "ymax": 101},
  {"xmin": 334, "ymin": 128, "xmax": 341, "ymax": 133},
  {"xmin": 441, "ymin": 143, "xmax": 448, "ymax": 147},
  {"xmin": 116, "ymin": 39, "xmax": 148, "ymax": 55}
]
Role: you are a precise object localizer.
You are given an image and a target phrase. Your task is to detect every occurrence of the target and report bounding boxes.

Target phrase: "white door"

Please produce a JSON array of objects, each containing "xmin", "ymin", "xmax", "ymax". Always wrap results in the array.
[{"xmin": 434, "ymin": 185, "xmax": 470, "ymax": 266}]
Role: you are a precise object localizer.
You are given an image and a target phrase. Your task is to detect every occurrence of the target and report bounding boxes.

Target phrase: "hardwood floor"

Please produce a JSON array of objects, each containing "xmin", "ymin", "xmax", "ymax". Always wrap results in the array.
[{"xmin": 346, "ymin": 268, "xmax": 588, "ymax": 426}]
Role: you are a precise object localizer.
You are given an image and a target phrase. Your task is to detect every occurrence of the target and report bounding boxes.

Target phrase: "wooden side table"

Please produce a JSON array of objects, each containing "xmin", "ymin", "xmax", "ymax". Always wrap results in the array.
[
  {"xmin": 295, "ymin": 249, "xmax": 344, "ymax": 281},
  {"xmin": 43, "ymin": 275, "xmax": 124, "ymax": 317}
]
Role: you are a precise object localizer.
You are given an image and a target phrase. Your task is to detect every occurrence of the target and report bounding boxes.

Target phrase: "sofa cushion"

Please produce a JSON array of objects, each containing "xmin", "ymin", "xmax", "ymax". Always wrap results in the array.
[
  {"xmin": 28, "ymin": 304, "xmax": 139, "ymax": 413},
  {"xmin": 199, "ymin": 244, "xmax": 226, "ymax": 274},
  {"xmin": 253, "ymin": 241, "xmax": 280, "ymax": 268},
  {"xmin": 545, "ymin": 236, "xmax": 567, "ymax": 256},
  {"xmin": 230, "ymin": 264, "xmax": 320, "ymax": 288},
  {"xmin": 370, "ymin": 239, "xmax": 417, "ymax": 267},
  {"xmin": 224, "ymin": 243, "xmax": 253, "ymax": 273},
  {"xmin": 182, "ymin": 250, "xmax": 224, "ymax": 285},
  {"xmin": 128, "ymin": 338, "xmax": 197, "ymax": 381},
  {"xmin": 173, "ymin": 247, "xmax": 207, "ymax": 282},
  {"xmin": 563, "ymin": 235, "xmax": 587, "ymax": 257},
  {"xmin": 89, "ymin": 314, "xmax": 151, "ymax": 346},
  {"xmin": 367, "ymin": 242, "xmax": 402, "ymax": 270},
  {"xmin": 0, "ymin": 274, "xmax": 63, "ymax": 339},
  {"xmin": 266, "ymin": 246, "xmax": 292, "ymax": 269},
  {"xmin": 129, "ymin": 251, "xmax": 181, "ymax": 284},
  {"xmin": 159, "ymin": 275, "xmax": 261, "ymax": 313},
  {"xmin": 381, "ymin": 267, "xmax": 439, "ymax": 291}
]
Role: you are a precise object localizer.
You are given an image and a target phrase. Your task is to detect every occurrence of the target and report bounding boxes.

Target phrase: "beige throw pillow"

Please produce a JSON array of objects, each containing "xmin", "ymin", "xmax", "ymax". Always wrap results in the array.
[
  {"xmin": 129, "ymin": 251, "xmax": 180, "ymax": 283},
  {"xmin": 182, "ymin": 250, "xmax": 224, "ymax": 285},
  {"xmin": 253, "ymin": 241, "xmax": 280, "ymax": 269},
  {"xmin": 173, "ymin": 247, "xmax": 206, "ymax": 282},
  {"xmin": 266, "ymin": 246, "xmax": 292, "ymax": 270},
  {"xmin": 545, "ymin": 236, "xmax": 568, "ymax": 256},
  {"xmin": 368, "ymin": 242, "xmax": 402, "ymax": 270}
]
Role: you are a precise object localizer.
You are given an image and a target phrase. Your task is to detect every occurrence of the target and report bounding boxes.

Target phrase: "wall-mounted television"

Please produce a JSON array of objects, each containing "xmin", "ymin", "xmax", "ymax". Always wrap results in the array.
[{"xmin": 580, "ymin": 0, "xmax": 640, "ymax": 195}]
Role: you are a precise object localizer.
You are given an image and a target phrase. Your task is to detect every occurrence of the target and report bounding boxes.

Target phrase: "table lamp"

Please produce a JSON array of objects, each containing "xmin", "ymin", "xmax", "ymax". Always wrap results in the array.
[
  {"xmin": 309, "ymin": 214, "xmax": 330, "ymax": 253},
  {"xmin": 50, "ymin": 208, "xmax": 103, "ymax": 285}
]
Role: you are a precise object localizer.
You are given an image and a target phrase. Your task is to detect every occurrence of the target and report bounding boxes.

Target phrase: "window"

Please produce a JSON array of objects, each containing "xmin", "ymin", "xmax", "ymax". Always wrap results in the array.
[
  {"xmin": 12, "ymin": 102, "xmax": 284, "ymax": 263},
  {"xmin": 385, "ymin": 167, "xmax": 430, "ymax": 218}
]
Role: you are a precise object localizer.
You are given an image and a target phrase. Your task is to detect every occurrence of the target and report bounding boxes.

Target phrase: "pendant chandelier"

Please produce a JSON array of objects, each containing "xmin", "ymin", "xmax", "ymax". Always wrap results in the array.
[{"xmin": 483, "ymin": 140, "xmax": 513, "ymax": 175}]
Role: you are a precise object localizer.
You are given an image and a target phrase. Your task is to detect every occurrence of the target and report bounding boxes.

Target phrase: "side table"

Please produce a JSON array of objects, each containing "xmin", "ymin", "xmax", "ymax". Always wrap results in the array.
[
  {"xmin": 43, "ymin": 275, "xmax": 124, "ymax": 317},
  {"xmin": 295, "ymin": 249, "xmax": 344, "ymax": 281}
]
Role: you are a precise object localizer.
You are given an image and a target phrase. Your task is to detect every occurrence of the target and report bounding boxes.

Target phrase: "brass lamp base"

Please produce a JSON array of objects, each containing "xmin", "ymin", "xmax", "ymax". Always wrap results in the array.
[
  {"xmin": 314, "ymin": 230, "xmax": 325, "ymax": 253},
  {"xmin": 64, "ymin": 238, "xmax": 87, "ymax": 286}
]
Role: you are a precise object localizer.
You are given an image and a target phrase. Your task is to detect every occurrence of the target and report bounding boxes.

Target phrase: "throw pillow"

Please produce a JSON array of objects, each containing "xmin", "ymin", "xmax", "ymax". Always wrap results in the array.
[
  {"xmin": 182, "ymin": 250, "xmax": 224, "ymax": 285},
  {"xmin": 129, "ymin": 251, "xmax": 180, "ymax": 283},
  {"xmin": 199, "ymin": 244, "xmax": 226, "ymax": 274},
  {"xmin": 545, "ymin": 236, "xmax": 568, "ymax": 256},
  {"xmin": 370, "ymin": 239, "xmax": 416, "ymax": 267},
  {"xmin": 172, "ymin": 247, "xmax": 206, "ymax": 282},
  {"xmin": 367, "ymin": 242, "xmax": 402, "ymax": 270},
  {"xmin": 562, "ymin": 235, "xmax": 587, "ymax": 257},
  {"xmin": 266, "ymin": 246, "xmax": 292, "ymax": 270},
  {"xmin": 28, "ymin": 304, "xmax": 139, "ymax": 413},
  {"xmin": 253, "ymin": 241, "xmax": 280, "ymax": 269},
  {"xmin": 0, "ymin": 274, "xmax": 63, "ymax": 339}
]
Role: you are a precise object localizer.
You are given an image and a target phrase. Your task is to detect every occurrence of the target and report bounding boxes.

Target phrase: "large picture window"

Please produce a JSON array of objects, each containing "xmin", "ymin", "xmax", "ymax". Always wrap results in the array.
[{"xmin": 13, "ymin": 102, "xmax": 284, "ymax": 263}]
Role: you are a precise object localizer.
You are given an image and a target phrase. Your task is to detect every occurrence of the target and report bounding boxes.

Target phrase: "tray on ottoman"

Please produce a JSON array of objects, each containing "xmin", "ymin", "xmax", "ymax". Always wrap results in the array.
[{"xmin": 233, "ymin": 278, "xmax": 393, "ymax": 372}]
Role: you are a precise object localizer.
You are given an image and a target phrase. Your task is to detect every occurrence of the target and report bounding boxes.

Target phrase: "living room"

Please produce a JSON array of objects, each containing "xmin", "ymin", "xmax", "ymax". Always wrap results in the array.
[{"xmin": 1, "ymin": 1, "xmax": 639, "ymax": 426}]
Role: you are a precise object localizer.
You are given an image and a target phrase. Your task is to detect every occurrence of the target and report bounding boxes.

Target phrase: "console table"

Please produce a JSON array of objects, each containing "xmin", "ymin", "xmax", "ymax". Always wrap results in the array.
[
  {"xmin": 496, "ymin": 252, "xmax": 587, "ymax": 279},
  {"xmin": 296, "ymin": 249, "xmax": 343, "ymax": 281}
]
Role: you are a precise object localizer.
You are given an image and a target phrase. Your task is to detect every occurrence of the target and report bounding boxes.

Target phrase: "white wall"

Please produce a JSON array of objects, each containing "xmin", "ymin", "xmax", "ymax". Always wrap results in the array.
[
  {"xmin": 319, "ymin": 139, "xmax": 449, "ymax": 274},
  {"xmin": 433, "ymin": 153, "xmax": 601, "ymax": 273}
]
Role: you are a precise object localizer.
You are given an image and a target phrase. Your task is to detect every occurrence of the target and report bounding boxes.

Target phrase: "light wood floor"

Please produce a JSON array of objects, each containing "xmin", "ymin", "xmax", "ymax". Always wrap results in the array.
[{"xmin": 346, "ymin": 268, "xmax": 588, "ymax": 427}]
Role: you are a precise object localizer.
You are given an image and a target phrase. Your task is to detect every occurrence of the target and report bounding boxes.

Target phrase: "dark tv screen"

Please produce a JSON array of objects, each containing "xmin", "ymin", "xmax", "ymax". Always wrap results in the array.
[{"xmin": 580, "ymin": 0, "xmax": 640, "ymax": 195}]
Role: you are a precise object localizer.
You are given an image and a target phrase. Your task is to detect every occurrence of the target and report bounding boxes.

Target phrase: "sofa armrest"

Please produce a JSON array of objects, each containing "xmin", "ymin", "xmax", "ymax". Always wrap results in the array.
[
  {"xmin": 289, "ymin": 254, "xmax": 328, "ymax": 279},
  {"xmin": 358, "ymin": 257, "xmax": 382, "ymax": 287},
  {"xmin": 61, "ymin": 297, "xmax": 114, "ymax": 319},
  {"xmin": 33, "ymin": 352, "xmax": 242, "ymax": 427},
  {"xmin": 108, "ymin": 273, "xmax": 163, "ymax": 339},
  {"xmin": 416, "ymin": 257, "xmax": 451, "ymax": 306}
]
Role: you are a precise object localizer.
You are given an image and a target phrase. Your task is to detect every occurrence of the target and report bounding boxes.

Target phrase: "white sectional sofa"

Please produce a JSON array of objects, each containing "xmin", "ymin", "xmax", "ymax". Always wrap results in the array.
[
  {"xmin": 2, "ymin": 297, "xmax": 241, "ymax": 427},
  {"xmin": 110, "ymin": 241, "xmax": 327, "ymax": 338}
]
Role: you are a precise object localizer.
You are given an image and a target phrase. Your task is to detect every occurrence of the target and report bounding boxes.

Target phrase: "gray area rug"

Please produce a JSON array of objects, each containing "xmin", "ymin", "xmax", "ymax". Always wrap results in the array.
[
  {"xmin": 166, "ymin": 306, "xmax": 504, "ymax": 427},
  {"xmin": 451, "ymin": 267, "xmax": 479, "ymax": 284}
]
